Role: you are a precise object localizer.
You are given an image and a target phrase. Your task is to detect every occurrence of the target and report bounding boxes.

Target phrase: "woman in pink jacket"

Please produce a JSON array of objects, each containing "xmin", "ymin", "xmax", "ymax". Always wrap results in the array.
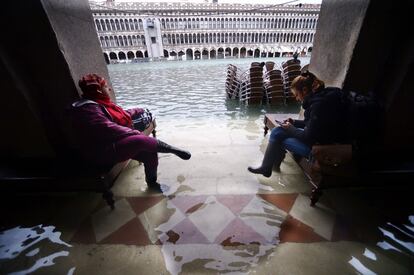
[{"xmin": 70, "ymin": 73, "xmax": 191, "ymax": 192}]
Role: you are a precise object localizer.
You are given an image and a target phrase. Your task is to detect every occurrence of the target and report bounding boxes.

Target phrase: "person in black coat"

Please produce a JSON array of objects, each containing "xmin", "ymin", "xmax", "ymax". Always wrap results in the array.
[{"xmin": 248, "ymin": 71, "xmax": 348, "ymax": 177}]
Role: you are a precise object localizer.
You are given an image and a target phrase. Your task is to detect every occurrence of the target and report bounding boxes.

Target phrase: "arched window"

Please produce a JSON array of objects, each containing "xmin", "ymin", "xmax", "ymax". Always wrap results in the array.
[
  {"xmin": 109, "ymin": 52, "xmax": 117, "ymax": 60},
  {"xmin": 115, "ymin": 19, "xmax": 120, "ymax": 31},
  {"xmin": 101, "ymin": 19, "xmax": 106, "ymax": 31},
  {"xmin": 120, "ymin": 19, "xmax": 124, "ymax": 31},
  {"xmin": 95, "ymin": 20, "xmax": 101, "ymax": 31},
  {"xmin": 110, "ymin": 19, "xmax": 115, "ymax": 31},
  {"xmin": 118, "ymin": 51, "xmax": 126, "ymax": 60}
]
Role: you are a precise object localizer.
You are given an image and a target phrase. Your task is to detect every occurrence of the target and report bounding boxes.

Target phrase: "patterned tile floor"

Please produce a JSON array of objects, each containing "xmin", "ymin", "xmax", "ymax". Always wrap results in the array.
[{"xmin": 1, "ymin": 117, "xmax": 413, "ymax": 274}]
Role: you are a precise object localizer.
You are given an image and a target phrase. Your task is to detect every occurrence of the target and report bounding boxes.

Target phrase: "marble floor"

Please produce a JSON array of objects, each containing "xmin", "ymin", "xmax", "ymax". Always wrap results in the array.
[{"xmin": 0, "ymin": 116, "xmax": 413, "ymax": 274}]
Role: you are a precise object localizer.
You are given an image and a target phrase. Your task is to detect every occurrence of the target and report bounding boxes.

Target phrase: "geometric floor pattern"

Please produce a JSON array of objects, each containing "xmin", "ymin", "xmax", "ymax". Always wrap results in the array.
[{"xmin": 71, "ymin": 193, "xmax": 351, "ymax": 246}]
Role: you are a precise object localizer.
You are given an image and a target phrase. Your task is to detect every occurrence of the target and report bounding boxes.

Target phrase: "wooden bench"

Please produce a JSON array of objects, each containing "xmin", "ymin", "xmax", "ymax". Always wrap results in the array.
[
  {"xmin": 264, "ymin": 113, "xmax": 414, "ymax": 206},
  {"xmin": 0, "ymin": 121, "xmax": 156, "ymax": 210}
]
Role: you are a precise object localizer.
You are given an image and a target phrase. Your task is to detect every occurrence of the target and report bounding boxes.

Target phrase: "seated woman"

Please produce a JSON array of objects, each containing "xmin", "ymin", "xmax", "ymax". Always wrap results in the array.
[
  {"xmin": 248, "ymin": 71, "xmax": 348, "ymax": 177},
  {"xmin": 70, "ymin": 73, "xmax": 191, "ymax": 191}
]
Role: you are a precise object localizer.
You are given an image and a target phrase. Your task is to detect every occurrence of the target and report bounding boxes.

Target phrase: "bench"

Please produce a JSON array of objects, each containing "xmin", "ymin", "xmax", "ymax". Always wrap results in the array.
[
  {"xmin": 264, "ymin": 114, "xmax": 414, "ymax": 206},
  {"xmin": 0, "ymin": 121, "xmax": 156, "ymax": 210}
]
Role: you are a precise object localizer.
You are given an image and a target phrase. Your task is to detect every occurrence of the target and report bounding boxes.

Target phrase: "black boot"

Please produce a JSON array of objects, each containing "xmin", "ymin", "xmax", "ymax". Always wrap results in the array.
[
  {"xmin": 145, "ymin": 168, "xmax": 162, "ymax": 192},
  {"xmin": 157, "ymin": 140, "xmax": 191, "ymax": 160},
  {"xmin": 248, "ymin": 141, "xmax": 285, "ymax": 177}
]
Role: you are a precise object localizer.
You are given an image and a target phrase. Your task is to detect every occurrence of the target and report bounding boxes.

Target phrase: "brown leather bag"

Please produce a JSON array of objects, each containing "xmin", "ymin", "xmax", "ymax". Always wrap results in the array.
[{"xmin": 311, "ymin": 144, "xmax": 355, "ymax": 177}]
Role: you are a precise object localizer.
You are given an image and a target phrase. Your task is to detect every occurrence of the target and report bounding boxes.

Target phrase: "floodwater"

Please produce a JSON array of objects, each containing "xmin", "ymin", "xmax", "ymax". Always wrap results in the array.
[
  {"xmin": 110, "ymin": 57, "xmax": 306, "ymax": 121},
  {"xmin": 2, "ymin": 57, "xmax": 413, "ymax": 274}
]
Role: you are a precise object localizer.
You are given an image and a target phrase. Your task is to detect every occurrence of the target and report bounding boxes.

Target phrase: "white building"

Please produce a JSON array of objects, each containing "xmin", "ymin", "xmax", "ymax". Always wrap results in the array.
[{"xmin": 90, "ymin": 1, "xmax": 320, "ymax": 63}]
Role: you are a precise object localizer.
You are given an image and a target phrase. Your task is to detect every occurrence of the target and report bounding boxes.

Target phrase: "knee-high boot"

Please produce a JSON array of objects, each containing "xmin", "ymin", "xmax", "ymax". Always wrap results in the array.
[
  {"xmin": 145, "ymin": 167, "xmax": 162, "ymax": 192},
  {"xmin": 157, "ymin": 140, "xmax": 191, "ymax": 160},
  {"xmin": 248, "ymin": 141, "xmax": 285, "ymax": 177}
]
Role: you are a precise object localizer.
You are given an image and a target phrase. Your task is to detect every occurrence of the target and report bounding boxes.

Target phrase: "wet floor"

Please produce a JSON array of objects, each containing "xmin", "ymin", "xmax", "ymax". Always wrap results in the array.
[{"xmin": 1, "ymin": 58, "xmax": 413, "ymax": 274}]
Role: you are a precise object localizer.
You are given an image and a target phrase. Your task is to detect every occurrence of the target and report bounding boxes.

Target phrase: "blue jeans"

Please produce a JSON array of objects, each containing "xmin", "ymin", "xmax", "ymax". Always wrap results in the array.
[{"xmin": 269, "ymin": 127, "xmax": 311, "ymax": 158}]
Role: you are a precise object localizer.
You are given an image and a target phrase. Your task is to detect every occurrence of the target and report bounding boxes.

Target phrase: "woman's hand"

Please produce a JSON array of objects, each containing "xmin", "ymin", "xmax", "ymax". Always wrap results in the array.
[{"xmin": 281, "ymin": 121, "xmax": 292, "ymax": 129}]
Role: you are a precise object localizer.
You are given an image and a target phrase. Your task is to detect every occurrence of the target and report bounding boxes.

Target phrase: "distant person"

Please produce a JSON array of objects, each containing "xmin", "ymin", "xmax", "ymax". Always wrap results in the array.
[
  {"xmin": 293, "ymin": 51, "xmax": 299, "ymax": 61},
  {"xmin": 69, "ymin": 73, "xmax": 191, "ymax": 192},
  {"xmin": 248, "ymin": 71, "xmax": 348, "ymax": 176}
]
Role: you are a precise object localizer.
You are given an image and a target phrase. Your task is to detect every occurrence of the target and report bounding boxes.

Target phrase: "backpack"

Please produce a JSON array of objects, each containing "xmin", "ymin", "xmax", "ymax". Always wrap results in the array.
[{"xmin": 343, "ymin": 91, "xmax": 384, "ymax": 148}]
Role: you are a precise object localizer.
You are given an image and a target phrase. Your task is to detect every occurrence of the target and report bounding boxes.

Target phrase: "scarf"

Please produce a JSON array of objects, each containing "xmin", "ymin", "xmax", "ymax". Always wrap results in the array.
[{"xmin": 79, "ymin": 74, "xmax": 132, "ymax": 127}]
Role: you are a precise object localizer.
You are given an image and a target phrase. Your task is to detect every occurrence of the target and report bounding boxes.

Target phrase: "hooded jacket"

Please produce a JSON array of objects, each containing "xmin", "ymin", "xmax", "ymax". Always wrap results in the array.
[{"xmin": 289, "ymin": 87, "xmax": 348, "ymax": 146}]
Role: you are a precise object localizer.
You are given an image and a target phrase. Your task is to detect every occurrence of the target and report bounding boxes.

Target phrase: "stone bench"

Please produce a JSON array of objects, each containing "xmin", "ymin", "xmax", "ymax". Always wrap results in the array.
[{"xmin": 0, "ymin": 122, "xmax": 156, "ymax": 210}]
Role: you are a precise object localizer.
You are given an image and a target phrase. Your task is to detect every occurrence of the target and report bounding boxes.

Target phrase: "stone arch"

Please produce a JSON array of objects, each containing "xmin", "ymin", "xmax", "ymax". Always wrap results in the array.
[
  {"xmin": 127, "ymin": 51, "xmax": 135, "ymax": 59},
  {"xmin": 225, "ymin": 47, "xmax": 231, "ymax": 58},
  {"xmin": 247, "ymin": 49, "xmax": 253, "ymax": 57},
  {"xmin": 240, "ymin": 47, "xmax": 246, "ymax": 58},
  {"xmin": 233, "ymin": 47, "xmax": 239, "ymax": 57},
  {"xmin": 254, "ymin": 48, "xmax": 260, "ymax": 58},
  {"xmin": 103, "ymin": 53, "xmax": 109, "ymax": 64},
  {"xmin": 109, "ymin": 52, "xmax": 117, "ymax": 60},
  {"xmin": 217, "ymin": 47, "xmax": 224, "ymax": 59},
  {"xmin": 202, "ymin": 48, "xmax": 209, "ymax": 59},
  {"xmin": 194, "ymin": 50, "xmax": 201, "ymax": 60},
  {"xmin": 186, "ymin": 49, "xmax": 193, "ymax": 60},
  {"xmin": 144, "ymin": 51, "xmax": 148, "ymax": 58},
  {"xmin": 178, "ymin": 51, "xmax": 185, "ymax": 60},
  {"xmin": 118, "ymin": 51, "xmax": 126, "ymax": 60},
  {"xmin": 210, "ymin": 49, "xmax": 216, "ymax": 59},
  {"xmin": 136, "ymin": 51, "xmax": 144, "ymax": 58}
]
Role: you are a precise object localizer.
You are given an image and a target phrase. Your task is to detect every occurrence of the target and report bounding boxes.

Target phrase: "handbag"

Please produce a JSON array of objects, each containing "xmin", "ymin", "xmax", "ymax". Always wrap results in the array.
[{"xmin": 132, "ymin": 108, "xmax": 154, "ymax": 131}]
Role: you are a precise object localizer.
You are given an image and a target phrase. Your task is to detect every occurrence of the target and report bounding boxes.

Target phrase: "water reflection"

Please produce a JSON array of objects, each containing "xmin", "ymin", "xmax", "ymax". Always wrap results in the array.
[
  {"xmin": 348, "ymin": 215, "xmax": 414, "ymax": 275},
  {"xmin": 109, "ymin": 58, "xmax": 305, "ymax": 120},
  {"xmin": 151, "ymin": 195, "xmax": 286, "ymax": 274},
  {"xmin": 0, "ymin": 225, "xmax": 72, "ymax": 274}
]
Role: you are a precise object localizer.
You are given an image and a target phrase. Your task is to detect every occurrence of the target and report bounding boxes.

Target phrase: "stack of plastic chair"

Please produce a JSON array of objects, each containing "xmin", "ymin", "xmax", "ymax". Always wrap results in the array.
[
  {"xmin": 239, "ymin": 63, "xmax": 264, "ymax": 104},
  {"xmin": 263, "ymin": 67, "xmax": 285, "ymax": 105},
  {"xmin": 225, "ymin": 64, "xmax": 241, "ymax": 99},
  {"xmin": 265, "ymin": 61, "xmax": 275, "ymax": 72},
  {"xmin": 301, "ymin": 64, "xmax": 309, "ymax": 73},
  {"xmin": 281, "ymin": 59, "xmax": 301, "ymax": 103}
]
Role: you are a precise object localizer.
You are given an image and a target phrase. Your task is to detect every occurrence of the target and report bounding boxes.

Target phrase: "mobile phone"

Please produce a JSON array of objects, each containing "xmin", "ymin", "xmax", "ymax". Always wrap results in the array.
[{"xmin": 275, "ymin": 119, "xmax": 283, "ymax": 125}]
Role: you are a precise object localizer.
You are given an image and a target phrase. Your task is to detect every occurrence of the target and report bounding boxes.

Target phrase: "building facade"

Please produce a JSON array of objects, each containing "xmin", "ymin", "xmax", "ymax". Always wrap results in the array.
[{"xmin": 90, "ymin": 1, "xmax": 320, "ymax": 63}]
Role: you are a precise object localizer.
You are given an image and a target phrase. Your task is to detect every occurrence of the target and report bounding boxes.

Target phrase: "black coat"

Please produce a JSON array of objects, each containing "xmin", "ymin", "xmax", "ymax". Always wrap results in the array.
[{"xmin": 289, "ymin": 87, "xmax": 348, "ymax": 146}]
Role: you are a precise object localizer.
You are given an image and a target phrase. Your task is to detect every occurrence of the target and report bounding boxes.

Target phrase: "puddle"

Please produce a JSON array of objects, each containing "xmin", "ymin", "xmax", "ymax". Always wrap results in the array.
[
  {"xmin": 151, "ymin": 195, "xmax": 286, "ymax": 274},
  {"xmin": 0, "ymin": 225, "xmax": 73, "ymax": 274},
  {"xmin": 349, "ymin": 215, "xmax": 414, "ymax": 274}
]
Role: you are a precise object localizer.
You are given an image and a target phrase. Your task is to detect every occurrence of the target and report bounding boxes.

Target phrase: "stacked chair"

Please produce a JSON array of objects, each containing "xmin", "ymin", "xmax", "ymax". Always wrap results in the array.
[
  {"xmin": 225, "ymin": 64, "xmax": 241, "ymax": 99},
  {"xmin": 239, "ymin": 63, "xmax": 265, "ymax": 104},
  {"xmin": 263, "ymin": 68, "xmax": 285, "ymax": 104},
  {"xmin": 301, "ymin": 64, "xmax": 309, "ymax": 73},
  {"xmin": 225, "ymin": 59, "xmax": 309, "ymax": 106},
  {"xmin": 281, "ymin": 59, "xmax": 301, "ymax": 103}
]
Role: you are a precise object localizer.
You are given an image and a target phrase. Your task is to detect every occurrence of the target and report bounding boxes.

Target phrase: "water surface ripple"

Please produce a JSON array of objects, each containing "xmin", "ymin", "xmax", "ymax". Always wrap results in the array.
[{"xmin": 109, "ymin": 58, "xmax": 307, "ymax": 120}]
